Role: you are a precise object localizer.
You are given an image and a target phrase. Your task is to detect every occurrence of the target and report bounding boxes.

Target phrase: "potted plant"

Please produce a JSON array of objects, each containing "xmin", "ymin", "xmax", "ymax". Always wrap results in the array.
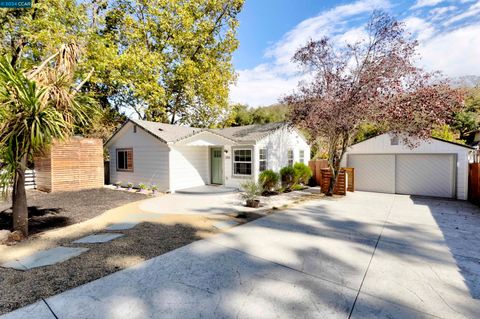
[
  {"xmin": 115, "ymin": 181, "xmax": 122, "ymax": 190},
  {"xmin": 127, "ymin": 182, "xmax": 133, "ymax": 191},
  {"xmin": 138, "ymin": 183, "xmax": 147, "ymax": 193},
  {"xmin": 240, "ymin": 180, "xmax": 262, "ymax": 208},
  {"xmin": 150, "ymin": 184, "xmax": 158, "ymax": 195}
]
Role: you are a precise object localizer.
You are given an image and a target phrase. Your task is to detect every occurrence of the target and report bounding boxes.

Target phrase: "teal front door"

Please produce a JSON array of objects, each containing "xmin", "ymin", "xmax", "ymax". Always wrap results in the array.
[{"xmin": 211, "ymin": 148, "xmax": 223, "ymax": 184}]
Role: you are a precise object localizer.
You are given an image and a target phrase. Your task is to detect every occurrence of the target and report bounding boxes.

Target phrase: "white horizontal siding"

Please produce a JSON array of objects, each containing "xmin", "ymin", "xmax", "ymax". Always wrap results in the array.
[
  {"xmin": 169, "ymin": 146, "xmax": 209, "ymax": 191},
  {"xmin": 224, "ymin": 127, "xmax": 311, "ymax": 188},
  {"xmin": 108, "ymin": 122, "xmax": 169, "ymax": 191},
  {"xmin": 256, "ymin": 127, "xmax": 310, "ymax": 173}
]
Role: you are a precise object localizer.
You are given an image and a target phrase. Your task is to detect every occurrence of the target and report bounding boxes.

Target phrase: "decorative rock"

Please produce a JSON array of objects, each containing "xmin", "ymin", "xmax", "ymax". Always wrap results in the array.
[
  {"xmin": 0, "ymin": 229, "xmax": 11, "ymax": 244},
  {"xmin": 73, "ymin": 233, "xmax": 124, "ymax": 244},
  {"xmin": 213, "ymin": 220, "xmax": 240, "ymax": 230},
  {"xmin": 105, "ymin": 222, "xmax": 139, "ymax": 231},
  {"xmin": 1, "ymin": 247, "xmax": 89, "ymax": 270},
  {"xmin": 8, "ymin": 230, "xmax": 25, "ymax": 242}
]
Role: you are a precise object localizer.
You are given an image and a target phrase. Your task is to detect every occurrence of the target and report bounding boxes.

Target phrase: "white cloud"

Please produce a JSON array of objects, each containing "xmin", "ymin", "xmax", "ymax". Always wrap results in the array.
[
  {"xmin": 418, "ymin": 24, "xmax": 480, "ymax": 76},
  {"xmin": 231, "ymin": 0, "xmax": 480, "ymax": 106},
  {"xmin": 429, "ymin": 5, "xmax": 457, "ymax": 20},
  {"xmin": 444, "ymin": 0, "xmax": 480, "ymax": 26},
  {"xmin": 266, "ymin": 0, "xmax": 389, "ymax": 69},
  {"xmin": 230, "ymin": 65, "xmax": 302, "ymax": 106},
  {"xmin": 403, "ymin": 16, "xmax": 436, "ymax": 40},
  {"xmin": 231, "ymin": 0, "xmax": 389, "ymax": 106},
  {"xmin": 411, "ymin": 0, "xmax": 445, "ymax": 10}
]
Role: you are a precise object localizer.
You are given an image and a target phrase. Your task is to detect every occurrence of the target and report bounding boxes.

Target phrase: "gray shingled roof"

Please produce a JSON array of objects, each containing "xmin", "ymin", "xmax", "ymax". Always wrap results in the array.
[
  {"xmin": 212, "ymin": 122, "xmax": 286, "ymax": 142},
  {"xmin": 130, "ymin": 119, "xmax": 203, "ymax": 143},
  {"xmin": 107, "ymin": 119, "xmax": 287, "ymax": 145}
]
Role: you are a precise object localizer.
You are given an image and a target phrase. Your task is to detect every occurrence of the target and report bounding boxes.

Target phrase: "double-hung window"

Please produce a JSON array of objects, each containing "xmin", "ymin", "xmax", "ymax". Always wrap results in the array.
[
  {"xmin": 117, "ymin": 148, "xmax": 133, "ymax": 172},
  {"xmin": 233, "ymin": 149, "xmax": 252, "ymax": 175},
  {"xmin": 259, "ymin": 148, "xmax": 267, "ymax": 172},
  {"xmin": 299, "ymin": 150, "xmax": 305, "ymax": 164},
  {"xmin": 287, "ymin": 149, "xmax": 294, "ymax": 166}
]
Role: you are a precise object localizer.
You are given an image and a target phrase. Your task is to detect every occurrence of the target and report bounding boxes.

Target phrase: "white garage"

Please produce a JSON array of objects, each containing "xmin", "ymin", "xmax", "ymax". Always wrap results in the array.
[{"xmin": 343, "ymin": 133, "xmax": 474, "ymax": 200}]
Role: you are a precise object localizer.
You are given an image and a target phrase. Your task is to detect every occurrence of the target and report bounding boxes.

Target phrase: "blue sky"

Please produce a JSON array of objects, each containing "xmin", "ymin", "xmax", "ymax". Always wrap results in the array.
[{"xmin": 231, "ymin": 0, "xmax": 480, "ymax": 106}]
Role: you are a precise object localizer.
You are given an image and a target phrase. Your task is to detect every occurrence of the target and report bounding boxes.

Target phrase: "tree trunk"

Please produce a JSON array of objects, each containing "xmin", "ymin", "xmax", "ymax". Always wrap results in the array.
[
  {"xmin": 12, "ymin": 156, "xmax": 28, "ymax": 236},
  {"xmin": 326, "ymin": 133, "xmax": 350, "ymax": 196}
]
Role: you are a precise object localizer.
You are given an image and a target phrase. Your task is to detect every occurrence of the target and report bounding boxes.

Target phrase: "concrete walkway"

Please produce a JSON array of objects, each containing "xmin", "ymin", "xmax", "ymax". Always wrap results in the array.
[{"xmin": 3, "ymin": 192, "xmax": 480, "ymax": 318}]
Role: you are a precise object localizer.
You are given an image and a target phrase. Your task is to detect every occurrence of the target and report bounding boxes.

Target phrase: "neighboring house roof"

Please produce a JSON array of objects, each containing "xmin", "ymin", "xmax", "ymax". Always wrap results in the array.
[{"xmin": 212, "ymin": 122, "xmax": 287, "ymax": 142}]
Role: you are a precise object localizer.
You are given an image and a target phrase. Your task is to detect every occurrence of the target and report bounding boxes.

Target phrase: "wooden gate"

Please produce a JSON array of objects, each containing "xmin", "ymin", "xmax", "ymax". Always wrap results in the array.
[{"xmin": 468, "ymin": 163, "xmax": 480, "ymax": 204}]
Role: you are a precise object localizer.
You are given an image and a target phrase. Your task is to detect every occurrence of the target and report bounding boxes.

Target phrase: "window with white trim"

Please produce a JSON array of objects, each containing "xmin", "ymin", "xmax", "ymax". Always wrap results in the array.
[
  {"xmin": 287, "ymin": 149, "xmax": 294, "ymax": 166},
  {"xmin": 299, "ymin": 150, "xmax": 305, "ymax": 164},
  {"xmin": 233, "ymin": 149, "xmax": 252, "ymax": 175},
  {"xmin": 259, "ymin": 148, "xmax": 267, "ymax": 172}
]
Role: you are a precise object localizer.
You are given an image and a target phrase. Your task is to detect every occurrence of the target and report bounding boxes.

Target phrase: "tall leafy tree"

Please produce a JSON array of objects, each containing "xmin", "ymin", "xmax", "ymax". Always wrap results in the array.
[
  {"xmin": 284, "ymin": 11, "xmax": 464, "ymax": 195},
  {"xmin": 0, "ymin": 44, "xmax": 93, "ymax": 236},
  {"xmin": 100, "ymin": 0, "xmax": 243, "ymax": 126}
]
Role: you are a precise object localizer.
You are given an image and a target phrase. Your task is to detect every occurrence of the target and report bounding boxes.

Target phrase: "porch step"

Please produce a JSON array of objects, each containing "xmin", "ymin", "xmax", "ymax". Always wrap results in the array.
[{"xmin": 175, "ymin": 185, "xmax": 238, "ymax": 195}]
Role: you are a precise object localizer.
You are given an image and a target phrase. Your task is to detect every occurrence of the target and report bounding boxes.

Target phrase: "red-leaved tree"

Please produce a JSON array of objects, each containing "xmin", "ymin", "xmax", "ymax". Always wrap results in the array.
[{"xmin": 283, "ymin": 11, "xmax": 464, "ymax": 195}]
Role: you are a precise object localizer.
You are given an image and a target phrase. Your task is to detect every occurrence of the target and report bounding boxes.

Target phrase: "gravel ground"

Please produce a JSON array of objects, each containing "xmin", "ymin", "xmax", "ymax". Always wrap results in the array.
[
  {"xmin": 0, "ymin": 212, "xmax": 264, "ymax": 315},
  {"xmin": 0, "ymin": 188, "xmax": 148, "ymax": 234}
]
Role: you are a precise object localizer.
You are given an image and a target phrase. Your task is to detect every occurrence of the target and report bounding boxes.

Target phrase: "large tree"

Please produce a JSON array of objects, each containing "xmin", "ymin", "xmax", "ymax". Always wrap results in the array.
[
  {"xmin": 0, "ymin": 44, "xmax": 93, "ymax": 236},
  {"xmin": 284, "ymin": 11, "xmax": 463, "ymax": 195},
  {"xmin": 94, "ymin": 0, "xmax": 243, "ymax": 127}
]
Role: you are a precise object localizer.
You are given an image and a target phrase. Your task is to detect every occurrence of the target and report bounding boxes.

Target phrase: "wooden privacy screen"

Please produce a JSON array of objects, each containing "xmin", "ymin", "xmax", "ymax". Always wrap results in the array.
[
  {"xmin": 308, "ymin": 159, "xmax": 329, "ymax": 185},
  {"xmin": 35, "ymin": 137, "xmax": 104, "ymax": 192},
  {"xmin": 468, "ymin": 163, "xmax": 480, "ymax": 204},
  {"xmin": 320, "ymin": 168, "xmax": 347, "ymax": 195},
  {"xmin": 309, "ymin": 160, "xmax": 354, "ymax": 194}
]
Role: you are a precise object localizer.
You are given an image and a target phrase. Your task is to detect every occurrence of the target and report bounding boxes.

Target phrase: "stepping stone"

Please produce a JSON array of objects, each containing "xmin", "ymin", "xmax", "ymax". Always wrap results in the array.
[
  {"xmin": 213, "ymin": 220, "xmax": 240, "ymax": 230},
  {"xmin": 126, "ymin": 213, "xmax": 162, "ymax": 220},
  {"xmin": 105, "ymin": 222, "xmax": 139, "ymax": 231},
  {"xmin": 1, "ymin": 247, "xmax": 89, "ymax": 270},
  {"xmin": 73, "ymin": 233, "xmax": 124, "ymax": 244}
]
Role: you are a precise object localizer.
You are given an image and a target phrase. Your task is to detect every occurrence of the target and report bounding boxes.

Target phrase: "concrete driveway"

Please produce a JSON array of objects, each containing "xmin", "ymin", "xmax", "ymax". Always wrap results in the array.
[{"xmin": 3, "ymin": 192, "xmax": 480, "ymax": 318}]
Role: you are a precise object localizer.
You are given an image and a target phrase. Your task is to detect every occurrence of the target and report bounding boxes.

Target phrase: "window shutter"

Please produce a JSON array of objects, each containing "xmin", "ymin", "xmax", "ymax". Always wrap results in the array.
[{"xmin": 127, "ymin": 149, "xmax": 133, "ymax": 170}]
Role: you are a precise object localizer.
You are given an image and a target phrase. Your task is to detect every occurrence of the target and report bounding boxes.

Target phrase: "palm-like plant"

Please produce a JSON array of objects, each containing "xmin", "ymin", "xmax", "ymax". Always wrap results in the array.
[{"xmin": 0, "ymin": 43, "xmax": 94, "ymax": 236}]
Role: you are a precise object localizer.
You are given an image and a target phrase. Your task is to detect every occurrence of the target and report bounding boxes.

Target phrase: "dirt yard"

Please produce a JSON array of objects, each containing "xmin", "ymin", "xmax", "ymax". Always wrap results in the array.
[
  {"xmin": 0, "ymin": 188, "xmax": 324, "ymax": 315},
  {"xmin": 0, "ymin": 188, "xmax": 147, "ymax": 235}
]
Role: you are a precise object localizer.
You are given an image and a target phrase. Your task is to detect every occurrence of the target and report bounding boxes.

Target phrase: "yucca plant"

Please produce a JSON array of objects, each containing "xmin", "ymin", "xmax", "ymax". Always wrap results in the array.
[{"xmin": 0, "ymin": 44, "xmax": 95, "ymax": 236}]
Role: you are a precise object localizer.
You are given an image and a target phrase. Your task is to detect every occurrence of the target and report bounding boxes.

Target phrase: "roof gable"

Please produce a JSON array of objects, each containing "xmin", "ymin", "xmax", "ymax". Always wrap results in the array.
[
  {"xmin": 349, "ymin": 133, "xmax": 474, "ymax": 152},
  {"xmin": 105, "ymin": 120, "xmax": 303, "ymax": 147}
]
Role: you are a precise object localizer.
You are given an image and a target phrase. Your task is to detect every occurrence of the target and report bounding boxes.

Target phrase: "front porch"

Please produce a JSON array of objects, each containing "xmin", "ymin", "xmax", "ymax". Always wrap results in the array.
[{"xmin": 175, "ymin": 185, "xmax": 238, "ymax": 195}]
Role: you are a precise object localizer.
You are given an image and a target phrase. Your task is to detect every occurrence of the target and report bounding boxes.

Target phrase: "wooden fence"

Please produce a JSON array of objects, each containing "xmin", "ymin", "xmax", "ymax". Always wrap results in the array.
[
  {"xmin": 469, "ymin": 163, "xmax": 480, "ymax": 204},
  {"xmin": 35, "ymin": 137, "xmax": 104, "ymax": 192},
  {"xmin": 308, "ymin": 159, "xmax": 355, "ymax": 195},
  {"xmin": 308, "ymin": 159, "xmax": 329, "ymax": 185}
]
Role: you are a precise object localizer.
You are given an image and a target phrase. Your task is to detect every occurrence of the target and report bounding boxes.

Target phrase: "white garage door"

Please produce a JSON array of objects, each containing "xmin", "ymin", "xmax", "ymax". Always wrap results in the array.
[
  {"xmin": 396, "ymin": 154, "xmax": 455, "ymax": 198},
  {"xmin": 348, "ymin": 154, "xmax": 456, "ymax": 198},
  {"xmin": 347, "ymin": 155, "xmax": 395, "ymax": 193}
]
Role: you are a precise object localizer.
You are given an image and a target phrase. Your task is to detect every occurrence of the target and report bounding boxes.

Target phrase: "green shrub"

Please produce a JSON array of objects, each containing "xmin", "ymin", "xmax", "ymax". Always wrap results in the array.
[
  {"xmin": 138, "ymin": 183, "xmax": 147, "ymax": 190},
  {"xmin": 291, "ymin": 184, "xmax": 307, "ymax": 191},
  {"xmin": 293, "ymin": 162, "xmax": 313, "ymax": 185},
  {"xmin": 150, "ymin": 184, "xmax": 158, "ymax": 191},
  {"xmin": 258, "ymin": 170, "xmax": 280, "ymax": 192},
  {"xmin": 240, "ymin": 180, "xmax": 262, "ymax": 201},
  {"xmin": 280, "ymin": 166, "xmax": 295, "ymax": 190}
]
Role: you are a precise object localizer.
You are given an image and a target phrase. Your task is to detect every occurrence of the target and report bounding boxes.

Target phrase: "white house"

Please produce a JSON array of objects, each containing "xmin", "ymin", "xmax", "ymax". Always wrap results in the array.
[
  {"xmin": 342, "ymin": 133, "xmax": 474, "ymax": 200},
  {"xmin": 105, "ymin": 119, "xmax": 310, "ymax": 192}
]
